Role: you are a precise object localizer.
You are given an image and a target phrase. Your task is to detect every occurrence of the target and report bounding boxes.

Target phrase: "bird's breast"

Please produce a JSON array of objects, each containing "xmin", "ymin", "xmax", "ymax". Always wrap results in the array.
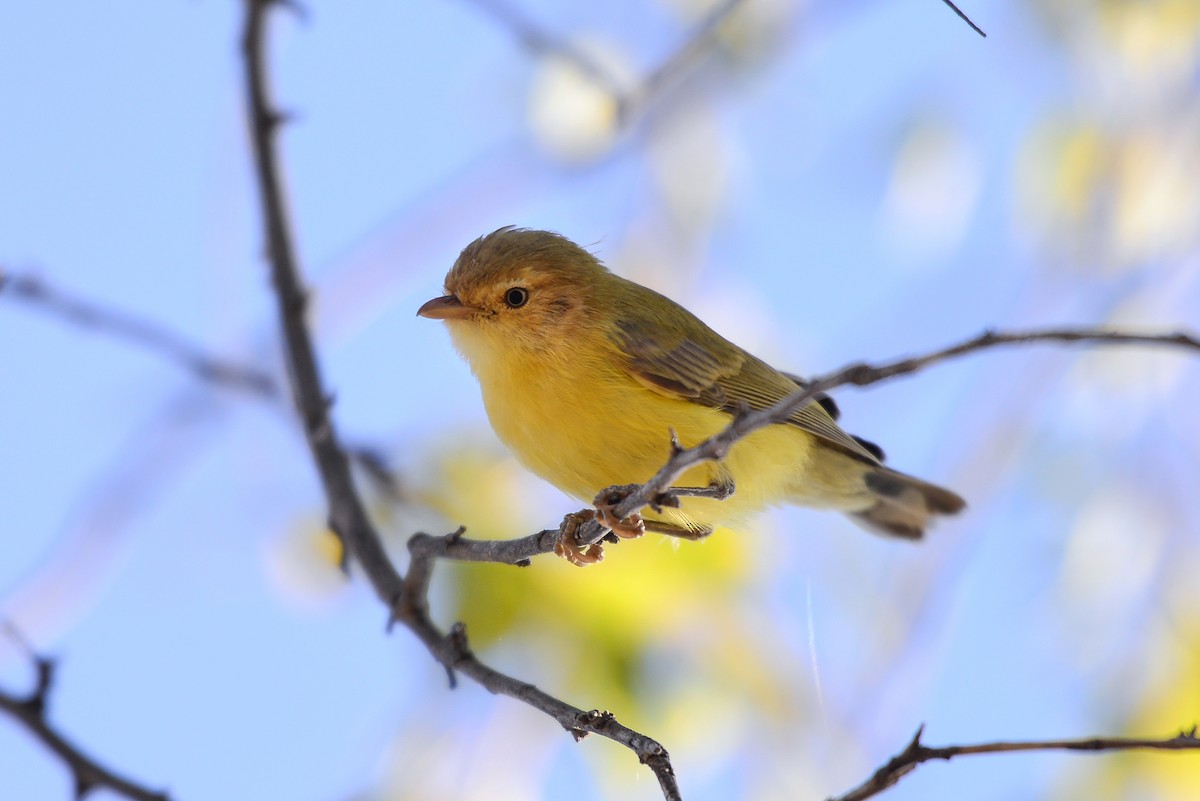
[{"xmin": 466, "ymin": 337, "xmax": 814, "ymax": 531}]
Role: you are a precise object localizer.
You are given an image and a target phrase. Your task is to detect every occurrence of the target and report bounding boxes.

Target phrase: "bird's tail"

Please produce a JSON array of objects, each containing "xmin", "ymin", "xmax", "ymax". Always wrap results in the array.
[{"xmin": 848, "ymin": 465, "xmax": 966, "ymax": 540}]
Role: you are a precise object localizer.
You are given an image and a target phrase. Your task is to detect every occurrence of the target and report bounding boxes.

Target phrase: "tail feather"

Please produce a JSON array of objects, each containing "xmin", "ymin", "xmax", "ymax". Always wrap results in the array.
[{"xmin": 850, "ymin": 466, "xmax": 966, "ymax": 540}]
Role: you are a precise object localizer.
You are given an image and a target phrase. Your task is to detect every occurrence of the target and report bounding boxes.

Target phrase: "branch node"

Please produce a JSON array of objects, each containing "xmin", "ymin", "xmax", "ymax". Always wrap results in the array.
[
  {"xmin": 667, "ymin": 427, "xmax": 683, "ymax": 457},
  {"xmin": 572, "ymin": 708, "xmax": 616, "ymax": 739},
  {"xmin": 447, "ymin": 622, "xmax": 472, "ymax": 661}
]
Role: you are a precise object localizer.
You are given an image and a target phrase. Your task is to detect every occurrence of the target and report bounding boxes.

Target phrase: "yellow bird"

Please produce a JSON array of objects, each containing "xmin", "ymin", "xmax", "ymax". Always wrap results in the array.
[{"xmin": 419, "ymin": 227, "xmax": 964, "ymax": 563}]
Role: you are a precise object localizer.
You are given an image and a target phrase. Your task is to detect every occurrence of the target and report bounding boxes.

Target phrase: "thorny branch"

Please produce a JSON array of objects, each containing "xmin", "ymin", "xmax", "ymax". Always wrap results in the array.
[
  {"xmin": 0, "ymin": 625, "xmax": 169, "ymax": 801},
  {"xmin": 827, "ymin": 725, "xmax": 1200, "ymax": 801},
  {"xmin": 240, "ymin": 1, "xmax": 682, "ymax": 799},
  {"xmin": 419, "ymin": 326, "xmax": 1200, "ymax": 564}
]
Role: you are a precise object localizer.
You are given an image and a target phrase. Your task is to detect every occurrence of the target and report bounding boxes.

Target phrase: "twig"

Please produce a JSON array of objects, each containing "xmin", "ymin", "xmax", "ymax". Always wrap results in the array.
[
  {"xmin": 461, "ymin": 0, "xmax": 983, "ymax": 128},
  {"xmin": 939, "ymin": 0, "xmax": 986, "ymax": 38},
  {"xmin": 0, "ymin": 269, "xmax": 404, "ymax": 500},
  {"xmin": 595, "ymin": 326, "xmax": 1200, "ymax": 538},
  {"xmin": 0, "ymin": 625, "xmax": 169, "ymax": 801},
  {"xmin": 0, "ymin": 271, "xmax": 276, "ymax": 399},
  {"xmin": 239, "ymin": 2, "xmax": 682, "ymax": 798},
  {"xmin": 620, "ymin": 0, "xmax": 743, "ymax": 119},
  {"xmin": 412, "ymin": 326, "xmax": 1200, "ymax": 562},
  {"xmin": 458, "ymin": 0, "xmax": 620, "ymax": 94},
  {"xmin": 827, "ymin": 724, "xmax": 1200, "ymax": 801},
  {"xmin": 460, "ymin": 0, "xmax": 746, "ymax": 125}
]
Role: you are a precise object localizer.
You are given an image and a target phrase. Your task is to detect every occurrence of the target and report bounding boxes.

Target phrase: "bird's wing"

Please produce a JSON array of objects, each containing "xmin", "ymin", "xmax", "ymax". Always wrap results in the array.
[{"xmin": 612, "ymin": 317, "xmax": 880, "ymax": 464}]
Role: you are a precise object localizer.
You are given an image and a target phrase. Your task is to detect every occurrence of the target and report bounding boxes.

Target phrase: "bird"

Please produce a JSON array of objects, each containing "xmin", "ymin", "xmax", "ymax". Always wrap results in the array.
[{"xmin": 418, "ymin": 227, "xmax": 964, "ymax": 564}]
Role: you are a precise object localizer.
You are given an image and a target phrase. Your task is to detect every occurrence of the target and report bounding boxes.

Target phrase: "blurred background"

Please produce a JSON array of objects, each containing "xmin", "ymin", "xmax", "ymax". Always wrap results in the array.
[{"xmin": 2, "ymin": 1, "xmax": 1199, "ymax": 799}]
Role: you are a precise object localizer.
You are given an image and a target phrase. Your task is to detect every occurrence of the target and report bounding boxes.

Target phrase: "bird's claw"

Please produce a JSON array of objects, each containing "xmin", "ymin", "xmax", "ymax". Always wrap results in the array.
[
  {"xmin": 595, "ymin": 506, "xmax": 645, "ymax": 539},
  {"xmin": 554, "ymin": 510, "xmax": 605, "ymax": 567},
  {"xmin": 592, "ymin": 488, "xmax": 646, "ymax": 540}
]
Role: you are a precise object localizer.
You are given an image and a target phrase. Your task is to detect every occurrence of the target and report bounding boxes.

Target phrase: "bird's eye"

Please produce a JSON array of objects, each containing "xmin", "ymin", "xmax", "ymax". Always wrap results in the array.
[{"xmin": 504, "ymin": 287, "xmax": 529, "ymax": 308}]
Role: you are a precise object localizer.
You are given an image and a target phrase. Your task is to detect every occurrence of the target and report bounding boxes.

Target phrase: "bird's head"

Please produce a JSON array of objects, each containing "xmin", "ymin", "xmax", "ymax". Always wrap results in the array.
[{"xmin": 418, "ymin": 227, "xmax": 609, "ymax": 361}]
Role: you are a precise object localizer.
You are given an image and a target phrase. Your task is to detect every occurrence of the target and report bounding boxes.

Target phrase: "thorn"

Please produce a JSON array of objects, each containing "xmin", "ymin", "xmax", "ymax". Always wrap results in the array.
[
  {"xmin": 667, "ymin": 427, "xmax": 683, "ymax": 456},
  {"xmin": 385, "ymin": 592, "xmax": 406, "ymax": 633},
  {"xmin": 448, "ymin": 525, "xmax": 466, "ymax": 543},
  {"xmin": 443, "ymin": 622, "xmax": 472, "ymax": 690},
  {"xmin": 908, "ymin": 723, "xmax": 927, "ymax": 750},
  {"xmin": 33, "ymin": 655, "xmax": 55, "ymax": 709},
  {"xmin": 262, "ymin": 108, "xmax": 291, "ymax": 131},
  {"xmin": 73, "ymin": 771, "xmax": 96, "ymax": 800}
]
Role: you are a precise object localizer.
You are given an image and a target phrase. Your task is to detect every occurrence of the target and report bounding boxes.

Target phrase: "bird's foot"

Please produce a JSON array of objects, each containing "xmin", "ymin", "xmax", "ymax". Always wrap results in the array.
[
  {"xmin": 593, "ymin": 485, "xmax": 646, "ymax": 540},
  {"xmin": 554, "ymin": 509, "xmax": 605, "ymax": 567},
  {"xmin": 596, "ymin": 507, "xmax": 646, "ymax": 540}
]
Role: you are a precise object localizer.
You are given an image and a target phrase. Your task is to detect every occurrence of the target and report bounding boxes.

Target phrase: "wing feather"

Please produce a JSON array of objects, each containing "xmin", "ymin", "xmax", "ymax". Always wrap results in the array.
[{"xmin": 613, "ymin": 318, "xmax": 879, "ymax": 464}]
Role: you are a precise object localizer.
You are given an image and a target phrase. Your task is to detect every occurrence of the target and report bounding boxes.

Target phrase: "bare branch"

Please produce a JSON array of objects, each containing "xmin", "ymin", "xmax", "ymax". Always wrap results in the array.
[
  {"xmin": 0, "ymin": 271, "xmax": 276, "ymax": 399},
  {"xmin": 461, "ymin": 0, "xmax": 984, "ymax": 127},
  {"xmin": 0, "ymin": 269, "xmax": 402, "ymax": 497},
  {"xmin": 460, "ymin": 0, "xmax": 746, "ymax": 125},
  {"xmin": 828, "ymin": 724, "xmax": 1200, "ymax": 801},
  {"xmin": 829, "ymin": 328, "xmax": 1199, "ymax": 387},
  {"xmin": 239, "ymin": 2, "xmax": 682, "ymax": 797},
  {"xmin": 939, "ymin": 0, "xmax": 986, "ymax": 38},
  {"xmin": 410, "ymin": 325, "xmax": 1199, "ymax": 564},
  {"xmin": 597, "ymin": 326, "xmax": 1200, "ymax": 537},
  {"xmin": 435, "ymin": 328, "xmax": 1200, "ymax": 561},
  {"xmin": 0, "ymin": 626, "xmax": 169, "ymax": 801},
  {"xmin": 624, "ymin": 0, "xmax": 743, "ymax": 116},
  {"xmin": 458, "ymin": 0, "xmax": 620, "ymax": 94}
]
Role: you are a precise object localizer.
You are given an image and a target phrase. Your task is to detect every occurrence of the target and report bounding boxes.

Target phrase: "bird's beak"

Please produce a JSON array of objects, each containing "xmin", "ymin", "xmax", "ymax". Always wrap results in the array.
[{"xmin": 417, "ymin": 294, "xmax": 478, "ymax": 320}]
